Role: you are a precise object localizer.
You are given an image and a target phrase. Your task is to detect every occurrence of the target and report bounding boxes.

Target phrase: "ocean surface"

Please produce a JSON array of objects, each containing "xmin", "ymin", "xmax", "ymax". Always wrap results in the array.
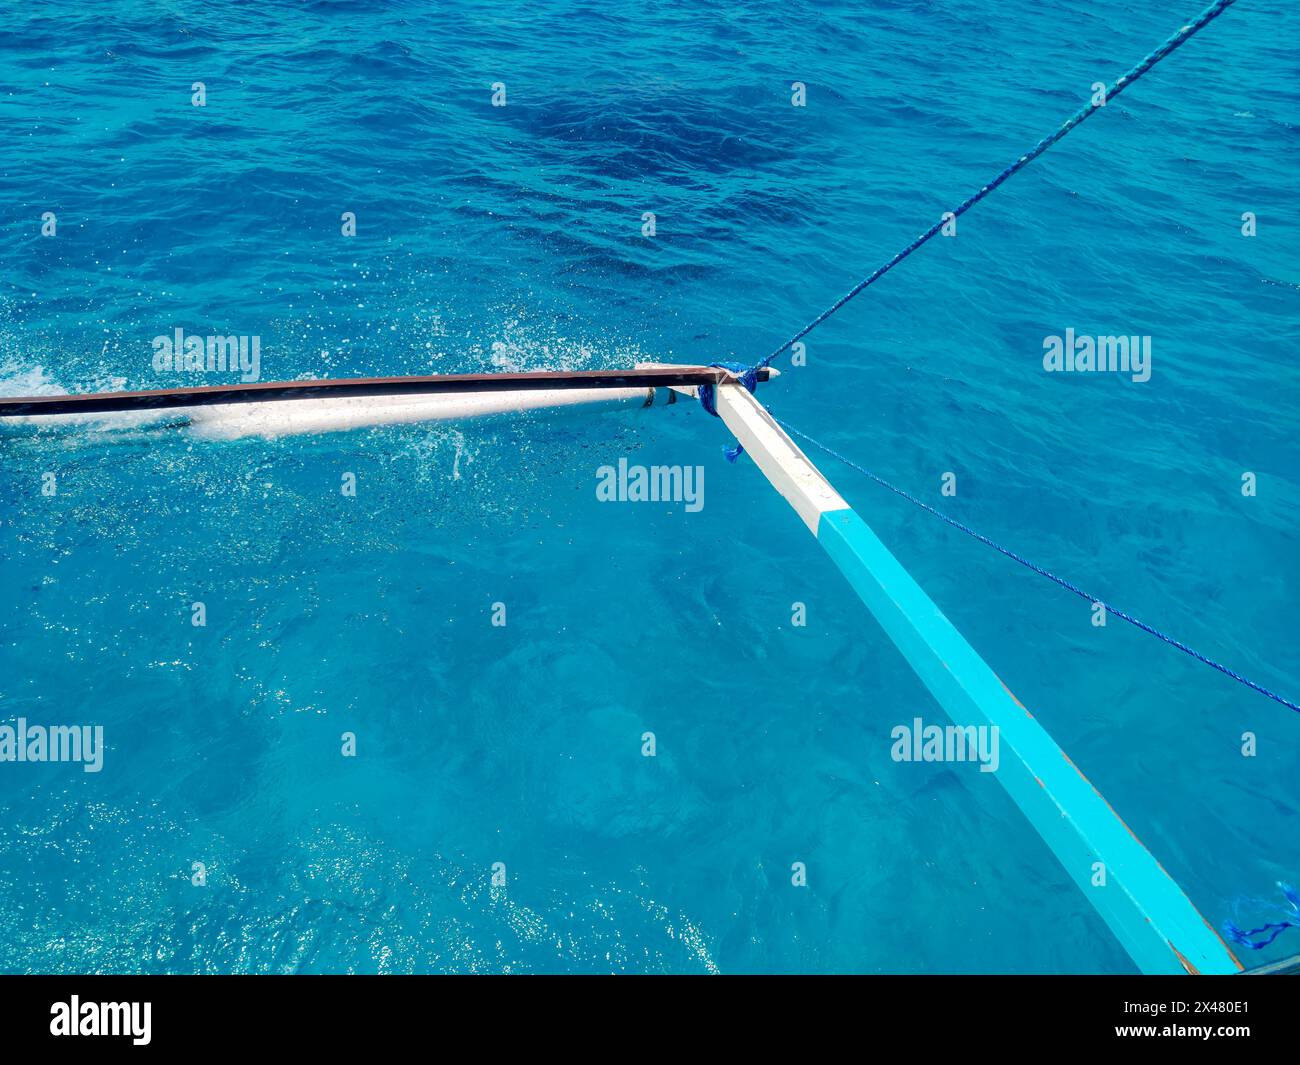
[{"xmin": 0, "ymin": 0, "xmax": 1296, "ymax": 973}]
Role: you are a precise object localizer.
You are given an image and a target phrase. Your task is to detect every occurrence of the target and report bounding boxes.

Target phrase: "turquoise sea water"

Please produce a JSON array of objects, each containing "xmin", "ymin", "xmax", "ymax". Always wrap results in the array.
[{"xmin": 0, "ymin": 0, "xmax": 1297, "ymax": 973}]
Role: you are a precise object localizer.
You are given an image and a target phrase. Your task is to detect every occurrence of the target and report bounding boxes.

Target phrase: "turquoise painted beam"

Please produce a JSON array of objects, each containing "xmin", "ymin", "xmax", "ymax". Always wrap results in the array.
[{"xmin": 712, "ymin": 382, "xmax": 1241, "ymax": 975}]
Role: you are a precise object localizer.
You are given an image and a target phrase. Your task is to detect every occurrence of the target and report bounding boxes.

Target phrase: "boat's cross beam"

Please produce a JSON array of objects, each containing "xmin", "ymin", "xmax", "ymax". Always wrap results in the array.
[{"xmin": 709, "ymin": 381, "xmax": 1241, "ymax": 976}]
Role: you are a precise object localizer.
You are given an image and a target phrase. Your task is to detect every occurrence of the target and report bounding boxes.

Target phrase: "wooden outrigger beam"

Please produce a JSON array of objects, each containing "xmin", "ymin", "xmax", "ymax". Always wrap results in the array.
[
  {"xmin": 0, "ymin": 366, "xmax": 773, "ymax": 418},
  {"xmin": 710, "ymin": 381, "xmax": 1242, "ymax": 975}
]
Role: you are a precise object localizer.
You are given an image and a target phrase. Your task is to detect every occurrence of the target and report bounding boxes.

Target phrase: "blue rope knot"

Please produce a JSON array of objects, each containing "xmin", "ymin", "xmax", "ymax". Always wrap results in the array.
[{"xmin": 697, "ymin": 361, "xmax": 759, "ymax": 462}]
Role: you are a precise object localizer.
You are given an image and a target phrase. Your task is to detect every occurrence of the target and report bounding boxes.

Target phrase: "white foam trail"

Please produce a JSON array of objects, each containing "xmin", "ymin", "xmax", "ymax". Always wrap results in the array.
[
  {"xmin": 185, "ymin": 386, "xmax": 661, "ymax": 440},
  {"xmin": 1, "ymin": 408, "xmax": 185, "ymax": 432}
]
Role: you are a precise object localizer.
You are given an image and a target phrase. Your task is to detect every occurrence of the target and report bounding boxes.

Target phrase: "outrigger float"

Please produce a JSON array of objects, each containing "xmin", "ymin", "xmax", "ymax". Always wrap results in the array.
[{"xmin": 0, "ymin": 363, "xmax": 1250, "ymax": 974}]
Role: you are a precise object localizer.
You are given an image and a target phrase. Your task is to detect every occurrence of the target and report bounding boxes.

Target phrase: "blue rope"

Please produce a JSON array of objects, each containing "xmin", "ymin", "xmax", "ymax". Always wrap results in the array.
[
  {"xmin": 698, "ymin": 362, "xmax": 759, "ymax": 461},
  {"xmin": 754, "ymin": 0, "xmax": 1239, "ymax": 371},
  {"xmin": 1225, "ymin": 884, "xmax": 1300, "ymax": 949},
  {"xmin": 774, "ymin": 417, "xmax": 1300, "ymax": 716},
  {"xmin": 715, "ymin": 0, "xmax": 1296, "ymax": 714}
]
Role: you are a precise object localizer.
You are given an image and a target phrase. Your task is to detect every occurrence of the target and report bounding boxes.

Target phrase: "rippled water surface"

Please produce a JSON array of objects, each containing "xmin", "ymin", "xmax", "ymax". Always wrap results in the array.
[{"xmin": 0, "ymin": 1, "xmax": 1297, "ymax": 972}]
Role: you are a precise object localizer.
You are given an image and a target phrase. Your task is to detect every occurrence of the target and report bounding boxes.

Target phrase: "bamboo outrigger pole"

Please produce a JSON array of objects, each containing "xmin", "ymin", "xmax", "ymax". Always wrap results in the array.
[{"xmin": 0, "ymin": 366, "xmax": 772, "ymax": 418}]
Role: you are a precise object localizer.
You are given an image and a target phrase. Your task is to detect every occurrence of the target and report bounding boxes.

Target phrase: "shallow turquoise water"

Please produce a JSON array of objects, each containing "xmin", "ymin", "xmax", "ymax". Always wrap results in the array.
[{"xmin": 0, "ymin": 0, "xmax": 1296, "ymax": 973}]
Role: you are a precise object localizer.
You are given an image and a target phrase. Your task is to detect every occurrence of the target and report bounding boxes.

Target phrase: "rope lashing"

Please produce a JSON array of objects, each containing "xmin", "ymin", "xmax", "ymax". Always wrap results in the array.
[
  {"xmin": 774, "ymin": 416, "xmax": 1300, "ymax": 716},
  {"xmin": 697, "ymin": 362, "xmax": 760, "ymax": 461},
  {"xmin": 753, "ymin": 0, "xmax": 1239, "ymax": 372}
]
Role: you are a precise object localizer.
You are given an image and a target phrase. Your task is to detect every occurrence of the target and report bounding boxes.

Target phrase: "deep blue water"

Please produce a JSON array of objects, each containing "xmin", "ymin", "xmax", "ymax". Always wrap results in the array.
[{"xmin": 0, "ymin": 0, "xmax": 1296, "ymax": 973}]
